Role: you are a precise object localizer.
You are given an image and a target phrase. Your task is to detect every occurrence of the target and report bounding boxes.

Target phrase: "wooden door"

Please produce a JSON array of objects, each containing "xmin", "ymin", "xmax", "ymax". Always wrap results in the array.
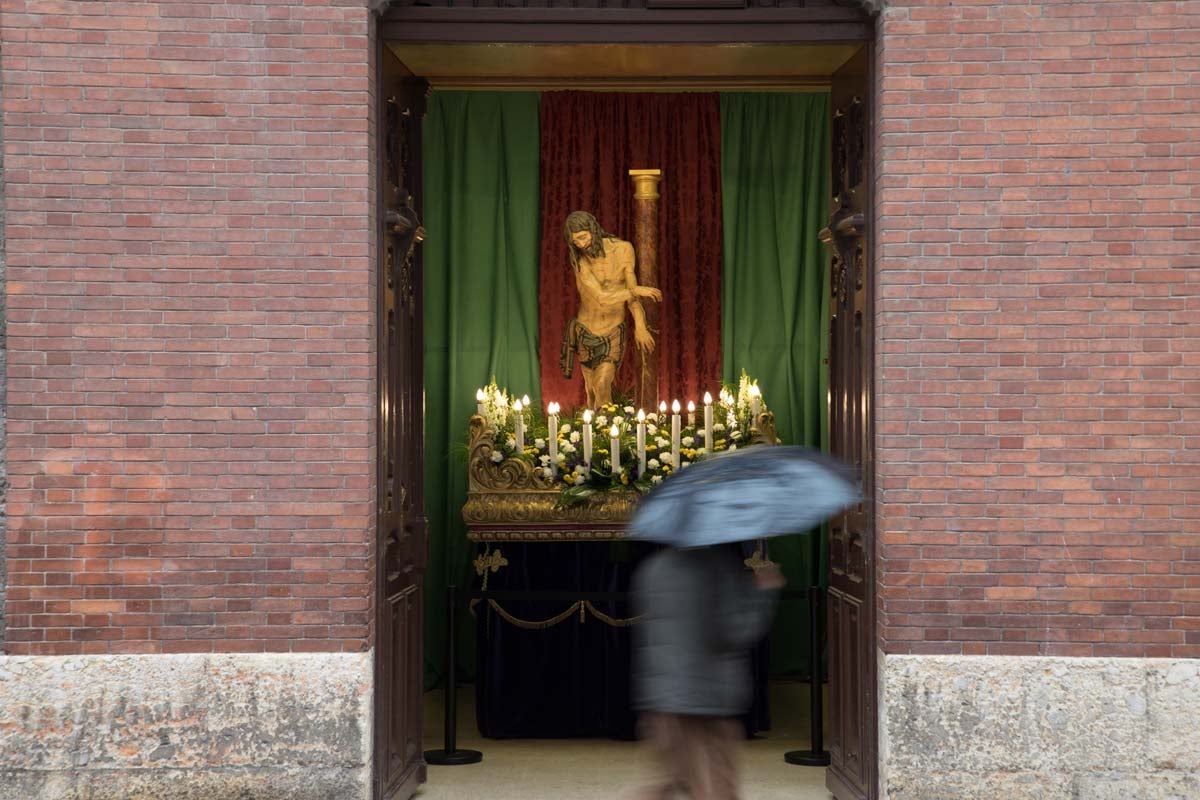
[
  {"xmin": 824, "ymin": 44, "xmax": 877, "ymax": 800},
  {"xmin": 374, "ymin": 39, "xmax": 430, "ymax": 800}
]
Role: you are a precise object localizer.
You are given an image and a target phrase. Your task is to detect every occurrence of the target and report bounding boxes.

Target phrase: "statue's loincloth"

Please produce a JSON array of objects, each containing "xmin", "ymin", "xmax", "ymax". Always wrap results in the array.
[{"xmin": 560, "ymin": 319, "xmax": 626, "ymax": 378}]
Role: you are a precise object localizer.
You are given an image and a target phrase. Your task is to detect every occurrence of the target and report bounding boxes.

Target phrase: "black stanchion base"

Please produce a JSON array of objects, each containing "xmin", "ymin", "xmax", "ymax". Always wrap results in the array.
[
  {"xmin": 424, "ymin": 748, "xmax": 483, "ymax": 766},
  {"xmin": 784, "ymin": 749, "xmax": 831, "ymax": 767}
]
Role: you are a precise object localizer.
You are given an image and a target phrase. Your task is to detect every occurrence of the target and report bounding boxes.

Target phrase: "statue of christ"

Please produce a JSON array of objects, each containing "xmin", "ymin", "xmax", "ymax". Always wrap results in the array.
[{"xmin": 559, "ymin": 211, "xmax": 662, "ymax": 408}]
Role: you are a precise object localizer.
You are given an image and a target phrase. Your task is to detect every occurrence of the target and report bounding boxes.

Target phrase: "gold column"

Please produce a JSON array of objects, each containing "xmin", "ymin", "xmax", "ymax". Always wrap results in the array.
[{"xmin": 629, "ymin": 169, "xmax": 662, "ymax": 412}]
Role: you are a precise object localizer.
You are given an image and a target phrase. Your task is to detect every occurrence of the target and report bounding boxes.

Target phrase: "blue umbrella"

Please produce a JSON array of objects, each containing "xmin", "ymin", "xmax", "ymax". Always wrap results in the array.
[{"xmin": 628, "ymin": 446, "xmax": 860, "ymax": 548}]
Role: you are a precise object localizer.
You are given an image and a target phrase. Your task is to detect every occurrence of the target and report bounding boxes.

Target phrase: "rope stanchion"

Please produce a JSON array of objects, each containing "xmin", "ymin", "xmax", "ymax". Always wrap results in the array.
[
  {"xmin": 424, "ymin": 585, "xmax": 483, "ymax": 766},
  {"xmin": 785, "ymin": 585, "xmax": 831, "ymax": 767}
]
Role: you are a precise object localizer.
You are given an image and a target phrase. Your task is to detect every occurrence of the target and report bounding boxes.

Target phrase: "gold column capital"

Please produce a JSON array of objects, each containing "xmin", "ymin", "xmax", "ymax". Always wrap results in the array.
[{"xmin": 629, "ymin": 169, "xmax": 663, "ymax": 201}]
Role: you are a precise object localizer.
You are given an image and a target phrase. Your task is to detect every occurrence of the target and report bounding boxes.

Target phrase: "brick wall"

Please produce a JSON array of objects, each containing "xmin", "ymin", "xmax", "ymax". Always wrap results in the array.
[
  {"xmin": 876, "ymin": 0, "xmax": 1200, "ymax": 658},
  {"xmin": 0, "ymin": 1, "xmax": 376, "ymax": 655},
  {"xmin": 1, "ymin": 62, "xmax": 8, "ymax": 646}
]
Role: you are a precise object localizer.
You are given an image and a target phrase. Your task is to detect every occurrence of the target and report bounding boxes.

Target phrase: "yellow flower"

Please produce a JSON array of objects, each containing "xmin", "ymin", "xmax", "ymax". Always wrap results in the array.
[{"xmin": 620, "ymin": 473, "xmax": 629, "ymax": 485}]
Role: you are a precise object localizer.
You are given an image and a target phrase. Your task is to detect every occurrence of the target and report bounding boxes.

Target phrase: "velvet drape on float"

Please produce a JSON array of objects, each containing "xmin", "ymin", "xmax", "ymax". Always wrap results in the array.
[
  {"xmin": 720, "ymin": 92, "xmax": 832, "ymax": 676},
  {"xmin": 538, "ymin": 91, "xmax": 724, "ymax": 410},
  {"xmin": 423, "ymin": 91, "xmax": 542, "ymax": 687}
]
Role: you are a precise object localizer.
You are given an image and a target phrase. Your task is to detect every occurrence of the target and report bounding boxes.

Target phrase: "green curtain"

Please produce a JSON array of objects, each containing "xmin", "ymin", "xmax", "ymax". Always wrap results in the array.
[
  {"xmin": 423, "ymin": 91, "xmax": 542, "ymax": 688},
  {"xmin": 720, "ymin": 92, "xmax": 831, "ymax": 676}
]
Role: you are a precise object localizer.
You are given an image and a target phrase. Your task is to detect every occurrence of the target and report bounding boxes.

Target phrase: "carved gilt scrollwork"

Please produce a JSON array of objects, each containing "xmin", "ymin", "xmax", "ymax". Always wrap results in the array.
[{"xmin": 464, "ymin": 417, "xmax": 639, "ymax": 527}]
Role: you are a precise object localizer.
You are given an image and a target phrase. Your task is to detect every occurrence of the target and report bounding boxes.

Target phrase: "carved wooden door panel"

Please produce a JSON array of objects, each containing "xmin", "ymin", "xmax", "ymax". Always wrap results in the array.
[
  {"xmin": 824, "ymin": 45, "xmax": 877, "ymax": 800},
  {"xmin": 375, "ymin": 41, "xmax": 429, "ymax": 800}
]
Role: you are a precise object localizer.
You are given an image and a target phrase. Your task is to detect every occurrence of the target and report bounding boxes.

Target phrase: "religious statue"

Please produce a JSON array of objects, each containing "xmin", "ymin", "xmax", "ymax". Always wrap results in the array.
[{"xmin": 559, "ymin": 211, "xmax": 663, "ymax": 408}]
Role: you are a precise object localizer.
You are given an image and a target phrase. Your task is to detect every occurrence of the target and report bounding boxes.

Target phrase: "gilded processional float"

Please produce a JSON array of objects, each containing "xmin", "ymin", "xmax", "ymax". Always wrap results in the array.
[{"xmin": 463, "ymin": 170, "xmax": 777, "ymax": 739}]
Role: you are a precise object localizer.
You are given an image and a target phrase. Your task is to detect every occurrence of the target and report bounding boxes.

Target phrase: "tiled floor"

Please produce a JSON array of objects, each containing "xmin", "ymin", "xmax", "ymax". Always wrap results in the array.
[{"xmin": 415, "ymin": 682, "xmax": 833, "ymax": 800}]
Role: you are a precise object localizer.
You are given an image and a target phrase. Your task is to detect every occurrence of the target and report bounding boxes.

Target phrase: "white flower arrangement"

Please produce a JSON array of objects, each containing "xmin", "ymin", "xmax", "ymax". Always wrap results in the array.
[
  {"xmin": 624, "ymin": 406, "xmax": 635, "ymax": 415},
  {"xmin": 682, "ymin": 436, "xmax": 695, "ymax": 447},
  {"xmin": 647, "ymin": 458, "xmax": 661, "ymax": 469},
  {"xmin": 651, "ymin": 475, "xmax": 663, "ymax": 484},
  {"xmin": 562, "ymin": 442, "xmax": 577, "ymax": 454},
  {"xmin": 714, "ymin": 422, "xmax": 726, "ymax": 433},
  {"xmin": 655, "ymin": 437, "xmax": 670, "ymax": 449},
  {"xmin": 490, "ymin": 451, "xmax": 504, "ymax": 463},
  {"xmin": 539, "ymin": 455, "xmax": 551, "ymax": 465},
  {"xmin": 596, "ymin": 415, "xmax": 608, "ymax": 427},
  {"xmin": 560, "ymin": 423, "xmax": 572, "ymax": 434},
  {"xmin": 570, "ymin": 431, "xmax": 581, "ymax": 443},
  {"xmin": 505, "ymin": 436, "xmax": 517, "ymax": 450},
  {"xmin": 661, "ymin": 453, "xmax": 675, "ymax": 466},
  {"xmin": 647, "ymin": 424, "xmax": 659, "ymax": 436},
  {"xmin": 534, "ymin": 438, "xmax": 546, "ymax": 449},
  {"xmin": 574, "ymin": 475, "xmax": 586, "ymax": 485}
]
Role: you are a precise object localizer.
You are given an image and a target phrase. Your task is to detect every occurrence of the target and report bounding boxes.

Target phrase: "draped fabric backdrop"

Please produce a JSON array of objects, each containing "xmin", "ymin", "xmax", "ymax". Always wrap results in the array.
[
  {"xmin": 423, "ymin": 92, "xmax": 542, "ymax": 687},
  {"xmin": 538, "ymin": 92, "xmax": 724, "ymax": 410},
  {"xmin": 720, "ymin": 92, "xmax": 831, "ymax": 676}
]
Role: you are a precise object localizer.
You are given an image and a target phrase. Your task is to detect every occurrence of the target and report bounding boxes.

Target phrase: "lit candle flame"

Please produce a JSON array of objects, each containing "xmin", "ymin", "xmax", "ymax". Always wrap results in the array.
[
  {"xmin": 703, "ymin": 391, "xmax": 712, "ymax": 405},
  {"xmin": 637, "ymin": 409, "xmax": 646, "ymax": 422},
  {"xmin": 583, "ymin": 409, "xmax": 593, "ymax": 423},
  {"xmin": 671, "ymin": 399, "xmax": 681, "ymax": 413}
]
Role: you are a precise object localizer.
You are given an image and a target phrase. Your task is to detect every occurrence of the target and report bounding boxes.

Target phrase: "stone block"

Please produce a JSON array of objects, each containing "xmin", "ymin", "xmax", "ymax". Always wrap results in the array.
[
  {"xmin": 881, "ymin": 655, "xmax": 1199, "ymax": 800},
  {"xmin": 0, "ymin": 653, "xmax": 372, "ymax": 800}
]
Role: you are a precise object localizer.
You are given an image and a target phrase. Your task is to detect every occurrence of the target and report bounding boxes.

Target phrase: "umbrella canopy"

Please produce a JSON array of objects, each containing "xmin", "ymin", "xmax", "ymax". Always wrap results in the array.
[{"xmin": 628, "ymin": 446, "xmax": 860, "ymax": 548}]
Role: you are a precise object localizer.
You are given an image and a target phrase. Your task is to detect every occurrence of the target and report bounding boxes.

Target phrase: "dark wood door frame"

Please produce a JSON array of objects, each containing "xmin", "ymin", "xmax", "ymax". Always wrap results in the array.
[
  {"xmin": 374, "ymin": 5, "xmax": 881, "ymax": 800},
  {"xmin": 825, "ymin": 44, "xmax": 876, "ymax": 800},
  {"xmin": 374, "ymin": 30, "xmax": 431, "ymax": 800},
  {"xmin": 381, "ymin": 7, "xmax": 871, "ymax": 45}
]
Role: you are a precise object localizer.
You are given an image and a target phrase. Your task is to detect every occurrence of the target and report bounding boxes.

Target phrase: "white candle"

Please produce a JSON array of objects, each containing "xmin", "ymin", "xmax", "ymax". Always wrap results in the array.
[
  {"xmin": 476, "ymin": 388, "xmax": 487, "ymax": 418},
  {"xmin": 610, "ymin": 424, "xmax": 621, "ymax": 472},
  {"xmin": 671, "ymin": 399, "xmax": 681, "ymax": 468},
  {"xmin": 703, "ymin": 391, "xmax": 714, "ymax": 451},
  {"xmin": 636, "ymin": 409, "xmax": 646, "ymax": 478},
  {"xmin": 687, "ymin": 400, "xmax": 696, "ymax": 427},
  {"xmin": 749, "ymin": 385, "xmax": 761, "ymax": 425},
  {"xmin": 547, "ymin": 402, "xmax": 559, "ymax": 476},
  {"xmin": 513, "ymin": 399, "xmax": 525, "ymax": 452},
  {"xmin": 583, "ymin": 409, "xmax": 593, "ymax": 467}
]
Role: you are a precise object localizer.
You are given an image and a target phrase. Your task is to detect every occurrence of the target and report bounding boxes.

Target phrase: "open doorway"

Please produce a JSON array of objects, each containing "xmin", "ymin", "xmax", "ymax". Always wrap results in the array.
[{"xmin": 374, "ymin": 8, "xmax": 876, "ymax": 800}]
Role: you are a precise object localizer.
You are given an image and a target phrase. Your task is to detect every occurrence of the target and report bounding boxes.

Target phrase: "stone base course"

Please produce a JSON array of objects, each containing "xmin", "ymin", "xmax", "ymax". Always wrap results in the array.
[
  {"xmin": 881, "ymin": 655, "xmax": 1200, "ymax": 800},
  {"xmin": 0, "ymin": 652, "xmax": 372, "ymax": 800}
]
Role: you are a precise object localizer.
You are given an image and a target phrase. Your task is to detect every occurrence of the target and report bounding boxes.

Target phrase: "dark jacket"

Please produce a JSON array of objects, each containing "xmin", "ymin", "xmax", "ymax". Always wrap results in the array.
[{"xmin": 631, "ymin": 545, "xmax": 780, "ymax": 717}]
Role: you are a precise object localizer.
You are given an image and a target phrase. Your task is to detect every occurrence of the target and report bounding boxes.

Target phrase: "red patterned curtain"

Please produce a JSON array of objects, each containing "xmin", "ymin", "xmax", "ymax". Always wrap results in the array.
[{"xmin": 538, "ymin": 91, "xmax": 723, "ymax": 411}]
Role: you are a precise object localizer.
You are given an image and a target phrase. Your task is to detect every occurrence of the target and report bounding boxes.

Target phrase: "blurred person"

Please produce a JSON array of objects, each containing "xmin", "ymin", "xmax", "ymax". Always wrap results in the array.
[{"xmin": 628, "ymin": 542, "xmax": 784, "ymax": 800}]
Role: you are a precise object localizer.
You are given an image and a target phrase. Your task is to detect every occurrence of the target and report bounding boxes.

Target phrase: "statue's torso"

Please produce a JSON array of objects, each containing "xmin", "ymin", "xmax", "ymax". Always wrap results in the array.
[{"xmin": 577, "ymin": 240, "xmax": 630, "ymax": 335}]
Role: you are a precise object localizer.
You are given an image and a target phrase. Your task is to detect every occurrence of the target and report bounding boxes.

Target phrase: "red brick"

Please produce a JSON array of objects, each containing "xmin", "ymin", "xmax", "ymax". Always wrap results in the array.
[
  {"xmin": 879, "ymin": 0, "xmax": 1200, "ymax": 658},
  {"xmin": 1, "ymin": 1, "xmax": 374, "ymax": 655}
]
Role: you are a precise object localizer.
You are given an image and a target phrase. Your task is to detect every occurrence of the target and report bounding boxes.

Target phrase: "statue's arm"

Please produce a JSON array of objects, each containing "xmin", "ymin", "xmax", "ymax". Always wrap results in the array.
[
  {"xmin": 620, "ymin": 241, "xmax": 656, "ymax": 353},
  {"xmin": 620, "ymin": 244, "xmax": 649, "ymax": 332},
  {"xmin": 617, "ymin": 240, "xmax": 663, "ymax": 305}
]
